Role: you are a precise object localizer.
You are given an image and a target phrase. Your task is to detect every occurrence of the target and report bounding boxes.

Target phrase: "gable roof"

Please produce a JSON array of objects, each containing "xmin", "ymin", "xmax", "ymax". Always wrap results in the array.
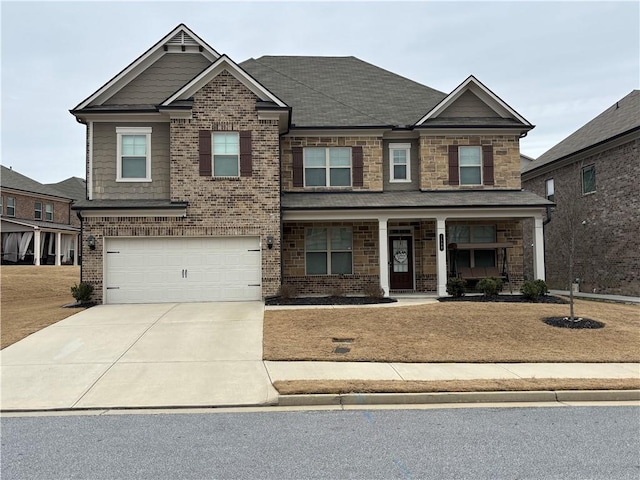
[
  {"xmin": 163, "ymin": 54, "xmax": 287, "ymax": 107},
  {"xmin": 241, "ymin": 56, "xmax": 447, "ymax": 128},
  {"xmin": 1, "ymin": 165, "xmax": 72, "ymax": 200},
  {"xmin": 523, "ymin": 90, "xmax": 640, "ymax": 174},
  {"xmin": 416, "ymin": 75, "xmax": 532, "ymax": 128},
  {"xmin": 73, "ymin": 24, "xmax": 219, "ymax": 110}
]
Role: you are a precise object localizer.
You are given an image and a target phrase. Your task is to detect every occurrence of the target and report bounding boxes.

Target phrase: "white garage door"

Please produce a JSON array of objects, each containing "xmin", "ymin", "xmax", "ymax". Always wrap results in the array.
[{"xmin": 104, "ymin": 237, "xmax": 261, "ymax": 304}]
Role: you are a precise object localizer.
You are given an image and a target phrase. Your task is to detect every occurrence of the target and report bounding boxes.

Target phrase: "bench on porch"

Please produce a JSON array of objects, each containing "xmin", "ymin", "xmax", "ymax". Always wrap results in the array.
[{"xmin": 457, "ymin": 266, "xmax": 506, "ymax": 281}]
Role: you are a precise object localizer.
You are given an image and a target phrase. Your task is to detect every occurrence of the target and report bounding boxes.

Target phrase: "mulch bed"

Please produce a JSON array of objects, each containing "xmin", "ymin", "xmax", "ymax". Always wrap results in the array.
[
  {"xmin": 265, "ymin": 296, "xmax": 397, "ymax": 306},
  {"xmin": 439, "ymin": 294, "xmax": 568, "ymax": 304},
  {"xmin": 543, "ymin": 317, "xmax": 605, "ymax": 329}
]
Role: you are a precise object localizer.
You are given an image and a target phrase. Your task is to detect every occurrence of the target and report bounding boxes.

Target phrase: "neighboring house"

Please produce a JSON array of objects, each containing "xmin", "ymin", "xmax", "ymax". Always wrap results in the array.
[
  {"xmin": 70, "ymin": 24, "xmax": 551, "ymax": 304},
  {"xmin": 522, "ymin": 90, "xmax": 639, "ymax": 296},
  {"xmin": 0, "ymin": 165, "xmax": 84, "ymax": 265},
  {"xmin": 520, "ymin": 153, "xmax": 534, "ymax": 172}
]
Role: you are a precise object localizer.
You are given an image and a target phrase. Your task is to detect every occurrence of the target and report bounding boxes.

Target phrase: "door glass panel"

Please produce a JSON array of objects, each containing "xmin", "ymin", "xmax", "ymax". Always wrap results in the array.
[{"xmin": 392, "ymin": 239, "xmax": 409, "ymax": 273}]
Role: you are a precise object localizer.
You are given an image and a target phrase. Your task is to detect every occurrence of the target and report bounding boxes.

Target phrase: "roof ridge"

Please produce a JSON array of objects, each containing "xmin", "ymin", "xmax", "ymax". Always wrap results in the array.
[{"xmin": 251, "ymin": 57, "xmax": 390, "ymax": 125}]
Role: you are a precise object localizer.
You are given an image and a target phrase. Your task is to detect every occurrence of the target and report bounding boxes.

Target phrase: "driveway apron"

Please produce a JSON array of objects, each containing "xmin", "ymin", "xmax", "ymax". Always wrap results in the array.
[{"xmin": 0, "ymin": 302, "xmax": 278, "ymax": 410}]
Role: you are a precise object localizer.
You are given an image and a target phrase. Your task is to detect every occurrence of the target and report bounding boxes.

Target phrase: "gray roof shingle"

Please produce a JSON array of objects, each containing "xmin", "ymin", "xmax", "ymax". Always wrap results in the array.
[
  {"xmin": 524, "ymin": 90, "xmax": 640, "ymax": 174},
  {"xmin": 47, "ymin": 177, "xmax": 86, "ymax": 201},
  {"xmin": 1, "ymin": 165, "xmax": 72, "ymax": 199},
  {"xmin": 282, "ymin": 190, "xmax": 551, "ymax": 210},
  {"xmin": 240, "ymin": 56, "xmax": 447, "ymax": 127}
]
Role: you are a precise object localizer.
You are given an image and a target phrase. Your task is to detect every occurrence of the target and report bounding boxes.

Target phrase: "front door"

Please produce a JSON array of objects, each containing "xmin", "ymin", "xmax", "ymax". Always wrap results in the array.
[{"xmin": 389, "ymin": 235, "xmax": 413, "ymax": 290}]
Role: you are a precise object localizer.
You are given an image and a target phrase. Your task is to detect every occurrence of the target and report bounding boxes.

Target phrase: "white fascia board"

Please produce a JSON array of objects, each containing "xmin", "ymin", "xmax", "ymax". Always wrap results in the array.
[
  {"xmin": 74, "ymin": 24, "xmax": 219, "ymax": 110},
  {"xmin": 418, "ymin": 128, "xmax": 527, "ymax": 137},
  {"xmin": 415, "ymin": 75, "xmax": 532, "ymax": 127},
  {"xmin": 81, "ymin": 208, "xmax": 187, "ymax": 218},
  {"xmin": 283, "ymin": 206, "xmax": 545, "ymax": 222},
  {"xmin": 163, "ymin": 55, "xmax": 287, "ymax": 107}
]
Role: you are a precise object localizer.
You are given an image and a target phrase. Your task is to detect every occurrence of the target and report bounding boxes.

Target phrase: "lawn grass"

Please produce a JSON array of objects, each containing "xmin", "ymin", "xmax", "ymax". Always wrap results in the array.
[
  {"xmin": 1, "ymin": 266, "xmax": 82, "ymax": 349},
  {"xmin": 274, "ymin": 378, "xmax": 640, "ymax": 395},
  {"xmin": 263, "ymin": 299, "xmax": 640, "ymax": 363}
]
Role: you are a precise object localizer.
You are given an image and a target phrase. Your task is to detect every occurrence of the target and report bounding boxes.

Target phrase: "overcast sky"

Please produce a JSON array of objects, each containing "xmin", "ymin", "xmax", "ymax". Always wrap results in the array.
[{"xmin": 1, "ymin": 0, "xmax": 638, "ymax": 183}]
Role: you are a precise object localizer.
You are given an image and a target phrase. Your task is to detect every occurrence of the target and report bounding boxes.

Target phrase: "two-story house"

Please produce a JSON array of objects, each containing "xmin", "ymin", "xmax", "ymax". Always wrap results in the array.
[
  {"xmin": 1, "ymin": 165, "xmax": 83, "ymax": 265},
  {"xmin": 70, "ymin": 24, "xmax": 551, "ymax": 304}
]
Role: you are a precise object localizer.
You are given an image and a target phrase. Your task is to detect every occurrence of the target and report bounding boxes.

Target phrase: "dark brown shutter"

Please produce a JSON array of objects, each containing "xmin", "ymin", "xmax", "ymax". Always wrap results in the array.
[
  {"xmin": 448, "ymin": 145, "xmax": 459, "ymax": 185},
  {"xmin": 352, "ymin": 146, "xmax": 363, "ymax": 187},
  {"xmin": 292, "ymin": 147, "xmax": 303, "ymax": 187},
  {"xmin": 199, "ymin": 130, "xmax": 212, "ymax": 176},
  {"xmin": 482, "ymin": 145, "xmax": 494, "ymax": 185},
  {"xmin": 240, "ymin": 131, "xmax": 252, "ymax": 177}
]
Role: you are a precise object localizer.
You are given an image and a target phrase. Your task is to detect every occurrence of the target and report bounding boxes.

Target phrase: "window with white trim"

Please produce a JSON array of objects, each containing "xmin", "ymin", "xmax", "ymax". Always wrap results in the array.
[
  {"xmin": 116, "ymin": 127, "xmax": 152, "ymax": 181},
  {"xmin": 304, "ymin": 147, "xmax": 351, "ymax": 187},
  {"xmin": 389, "ymin": 143, "xmax": 411, "ymax": 182},
  {"xmin": 212, "ymin": 132, "xmax": 239, "ymax": 177},
  {"xmin": 6, "ymin": 197, "xmax": 15, "ymax": 217},
  {"xmin": 459, "ymin": 146, "xmax": 482, "ymax": 185},
  {"xmin": 448, "ymin": 225, "xmax": 497, "ymax": 268},
  {"xmin": 545, "ymin": 179, "xmax": 555, "ymax": 202},
  {"xmin": 582, "ymin": 165, "xmax": 596, "ymax": 194},
  {"xmin": 45, "ymin": 203, "xmax": 53, "ymax": 222},
  {"xmin": 305, "ymin": 227, "xmax": 353, "ymax": 275},
  {"xmin": 34, "ymin": 202, "xmax": 42, "ymax": 220}
]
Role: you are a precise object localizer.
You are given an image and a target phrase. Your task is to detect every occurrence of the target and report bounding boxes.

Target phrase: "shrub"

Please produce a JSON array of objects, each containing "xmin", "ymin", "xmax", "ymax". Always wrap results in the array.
[
  {"xmin": 521, "ymin": 279, "xmax": 549, "ymax": 301},
  {"xmin": 71, "ymin": 282, "xmax": 94, "ymax": 304},
  {"xmin": 477, "ymin": 277, "xmax": 503, "ymax": 297},
  {"xmin": 446, "ymin": 277, "xmax": 466, "ymax": 297},
  {"xmin": 277, "ymin": 284, "xmax": 298, "ymax": 300},
  {"xmin": 363, "ymin": 283, "xmax": 384, "ymax": 299}
]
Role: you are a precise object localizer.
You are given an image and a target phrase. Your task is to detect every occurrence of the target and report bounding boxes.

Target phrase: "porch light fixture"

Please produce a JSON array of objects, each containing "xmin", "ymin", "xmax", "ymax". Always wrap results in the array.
[
  {"xmin": 87, "ymin": 235, "xmax": 96, "ymax": 250},
  {"xmin": 266, "ymin": 235, "xmax": 274, "ymax": 250}
]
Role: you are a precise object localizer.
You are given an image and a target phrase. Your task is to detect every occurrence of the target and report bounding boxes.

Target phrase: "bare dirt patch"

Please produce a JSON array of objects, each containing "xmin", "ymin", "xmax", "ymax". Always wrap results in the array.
[
  {"xmin": 274, "ymin": 378, "xmax": 640, "ymax": 395},
  {"xmin": 263, "ymin": 300, "xmax": 640, "ymax": 363},
  {"xmin": 1, "ymin": 266, "xmax": 83, "ymax": 349}
]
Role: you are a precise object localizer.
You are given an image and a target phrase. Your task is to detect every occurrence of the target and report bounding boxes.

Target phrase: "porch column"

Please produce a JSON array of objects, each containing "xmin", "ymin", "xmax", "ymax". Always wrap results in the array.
[
  {"xmin": 73, "ymin": 234, "xmax": 78, "ymax": 266},
  {"xmin": 378, "ymin": 217, "xmax": 390, "ymax": 297},
  {"xmin": 533, "ymin": 215, "xmax": 546, "ymax": 281},
  {"xmin": 55, "ymin": 232, "xmax": 62, "ymax": 266},
  {"xmin": 34, "ymin": 229, "xmax": 41, "ymax": 266},
  {"xmin": 436, "ymin": 217, "xmax": 448, "ymax": 296}
]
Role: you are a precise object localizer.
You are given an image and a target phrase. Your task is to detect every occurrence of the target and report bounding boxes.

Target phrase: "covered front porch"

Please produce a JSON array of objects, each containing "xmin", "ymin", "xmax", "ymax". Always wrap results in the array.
[
  {"xmin": 1, "ymin": 218, "xmax": 80, "ymax": 266},
  {"xmin": 281, "ymin": 191, "xmax": 550, "ymax": 297}
]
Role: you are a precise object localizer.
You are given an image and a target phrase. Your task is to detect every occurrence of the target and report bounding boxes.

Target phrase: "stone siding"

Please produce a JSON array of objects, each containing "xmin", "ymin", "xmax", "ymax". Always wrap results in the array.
[
  {"xmin": 281, "ymin": 136, "xmax": 384, "ymax": 191},
  {"xmin": 419, "ymin": 135, "xmax": 521, "ymax": 190}
]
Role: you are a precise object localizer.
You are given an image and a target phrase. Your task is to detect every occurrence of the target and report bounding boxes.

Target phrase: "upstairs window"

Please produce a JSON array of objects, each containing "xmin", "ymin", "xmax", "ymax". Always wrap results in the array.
[
  {"xmin": 304, "ymin": 148, "xmax": 351, "ymax": 187},
  {"xmin": 116, "ymin": 127, "xmax": 152, "ymax": 181},
  {"xmin": 389, "ymin": 144, "xmax": 411, "ymax": 182},
  {"xmin": 459, "ymin": 146, "xmax": 482, "ymax": 185},
  {"xmin": 212, "ymin": 132, "xmax": 239, "ymax": 177},
  {"xmin": 6, "ymin": 197, "xmax": 15, "ymax": 217},
  {"xmin": 35, "ymin": 202, "xmax": 42, "ymax": 220},
  {"xmin": 545, "ymin": 179, "xmax": 555, "ymax": 202},
  {"xmin": 582, "ymin": 165, "xmax": 596, "ymax": 194},
  {"xmin": 45, "ymin": 203, "xmax": 53, "ymax": 222},
  {"xmin": 305, "ymin": 227, "xmax": 353, "ymax": 275}
]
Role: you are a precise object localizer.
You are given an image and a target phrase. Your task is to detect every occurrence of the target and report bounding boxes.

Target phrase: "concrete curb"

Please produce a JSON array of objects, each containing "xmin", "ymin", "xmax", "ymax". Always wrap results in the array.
[{"xmin": 278, "ymin": 390, "xmax": 640, "ymax": 406}]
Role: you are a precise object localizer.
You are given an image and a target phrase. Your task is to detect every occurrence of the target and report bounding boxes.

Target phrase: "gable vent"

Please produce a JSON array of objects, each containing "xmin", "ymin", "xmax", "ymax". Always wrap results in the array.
[{"xmin": 167, "ymin": 31, "xmax": 199, "ymax": 47}]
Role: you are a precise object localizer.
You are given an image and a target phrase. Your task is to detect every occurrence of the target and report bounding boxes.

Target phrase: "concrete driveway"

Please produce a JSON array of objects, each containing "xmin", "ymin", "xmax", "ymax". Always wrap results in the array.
[{"xmin": 1, "ymin": 302, "xmax": 278, "ymax": 411}]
